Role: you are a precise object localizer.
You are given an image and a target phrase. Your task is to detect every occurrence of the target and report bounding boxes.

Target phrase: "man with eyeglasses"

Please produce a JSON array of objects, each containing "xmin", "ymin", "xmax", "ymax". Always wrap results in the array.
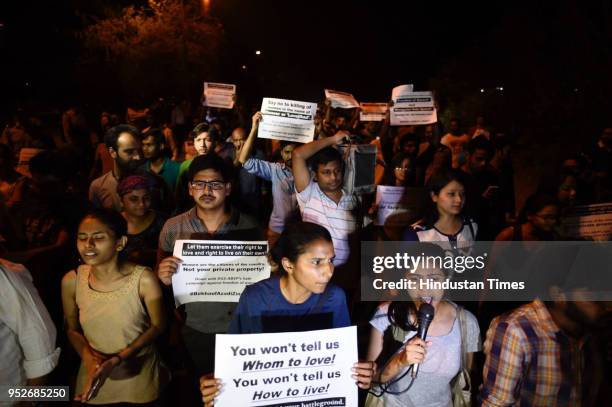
[{"xmin": 156, "ymin": 153, "xmax": 261, "ymax": 376}]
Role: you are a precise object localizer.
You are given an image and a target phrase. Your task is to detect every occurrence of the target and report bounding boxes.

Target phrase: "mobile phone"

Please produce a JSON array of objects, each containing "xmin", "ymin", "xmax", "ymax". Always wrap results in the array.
[{"xmin": 86, "ymin": 377, "xmax": 102, "ymax": 401}]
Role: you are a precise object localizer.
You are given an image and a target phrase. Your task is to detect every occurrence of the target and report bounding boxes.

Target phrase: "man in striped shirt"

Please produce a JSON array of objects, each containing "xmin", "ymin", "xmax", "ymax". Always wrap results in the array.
[
  {"xmin": 479, "ymin": 296, "xmax": 605, "ymax": 406},
  {"xmin": 292, "ymin": 130, "xmax": 358, "ymax": 267}
]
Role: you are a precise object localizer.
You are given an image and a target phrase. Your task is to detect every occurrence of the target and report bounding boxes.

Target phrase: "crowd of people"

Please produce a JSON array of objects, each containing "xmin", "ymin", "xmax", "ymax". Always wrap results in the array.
[{"xmin": 0, "ymin": 95, "xmax": 611, "ymax": 406}]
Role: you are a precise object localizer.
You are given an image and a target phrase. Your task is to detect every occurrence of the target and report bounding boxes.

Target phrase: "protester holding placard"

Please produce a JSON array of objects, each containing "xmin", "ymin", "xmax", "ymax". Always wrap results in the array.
[
  {"xmin": 157, "ymin": 154, "xmax": 262, "ymax": 374},
  {"xmin": 237, "ymin": 111, "xmax": 299, "ymax": 243},
  {"xmin": 366, "ymin": 243, "xmax": 481, "ymax": 407},
  {"xmin": 200, "ymin": 222, "xmax": 376, "ymax": 406},
  {"xmin": 292, "ymin": 131, "xmax": 359, "ymax": 267}
]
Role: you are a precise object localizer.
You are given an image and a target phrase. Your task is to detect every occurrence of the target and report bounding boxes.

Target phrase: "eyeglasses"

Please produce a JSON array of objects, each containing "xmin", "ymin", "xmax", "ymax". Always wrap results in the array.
[
  {"xmin": 395, "ymin": 167, "xmax": 410, "ymax": 172},
  {"xmin": 190, "ymin": 180, "xmax": 225, "ymax": 190}
]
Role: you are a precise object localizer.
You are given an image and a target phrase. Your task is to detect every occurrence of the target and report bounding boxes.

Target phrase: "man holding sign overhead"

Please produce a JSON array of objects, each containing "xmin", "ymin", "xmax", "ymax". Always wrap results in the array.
[{"xmin": 156, "ymin": 154, "xmax": 263, "ymax": 374}]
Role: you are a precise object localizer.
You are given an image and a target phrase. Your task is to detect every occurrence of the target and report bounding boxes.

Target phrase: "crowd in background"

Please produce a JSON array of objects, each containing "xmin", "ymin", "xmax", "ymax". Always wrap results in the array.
[{"xmin": 1, "ymin": 94, "xmax": 611, "ymax": 406}]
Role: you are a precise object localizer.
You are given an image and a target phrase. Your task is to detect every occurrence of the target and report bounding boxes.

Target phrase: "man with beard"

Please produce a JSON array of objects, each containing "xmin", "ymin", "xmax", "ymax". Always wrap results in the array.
[
  {"xmin": 237, "ymin": 112, "xmax": 298, "ymax": 244},
  {"xmin": 142, "ymin": 127, "xmax": 180, "ymax": 193},
  {"xmin": 479, "ymin": 286, "xmax": 607, "ymax": 406},
  {"xmin": 156, "ymin": 154, "xmax": 261, "ymax": 375},
  {"xmin": 89, "ymin": 124, "xmax": 143, "ymax": 211}
]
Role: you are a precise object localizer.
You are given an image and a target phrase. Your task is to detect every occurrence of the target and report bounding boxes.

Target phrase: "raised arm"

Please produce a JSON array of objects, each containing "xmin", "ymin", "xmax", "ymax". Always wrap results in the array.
[
  {"xmin": 238, "ymin": 112, "xmax": 263, "ymax": 166},
  {"xmin": 292, "ymin": 130, "xmax": 348, "ymax": 192}
]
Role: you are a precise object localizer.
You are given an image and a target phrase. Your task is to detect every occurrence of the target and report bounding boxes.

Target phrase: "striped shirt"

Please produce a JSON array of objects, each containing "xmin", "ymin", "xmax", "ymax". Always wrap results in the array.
[
  {"xmin": 480, "ymin": 299, "xmax": 586, "ymax": 407},
  {"xmin": 243, "ymin": 158, "xmax": 296, "ymax": 233},
  {"xmin": 296, "ymin": 180, "xmax": 358, "ymax": 266}
]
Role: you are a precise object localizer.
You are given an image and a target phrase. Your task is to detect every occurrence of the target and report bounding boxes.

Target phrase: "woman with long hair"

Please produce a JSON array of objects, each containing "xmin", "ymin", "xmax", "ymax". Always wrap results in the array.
[{"xmin": 61, "ymin": 209, "xmax": 166, "ymax": 404}]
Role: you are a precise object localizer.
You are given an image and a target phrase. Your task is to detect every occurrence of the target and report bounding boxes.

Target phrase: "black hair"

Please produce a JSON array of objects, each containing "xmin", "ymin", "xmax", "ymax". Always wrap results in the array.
[
  {"xmin": 308, "ymin": 147, "xmax": 343, "ymax": 172},
  {"xmin": 191, "ymin": 122, "xmax": 210, "ymax": 139},
  {"xmin": 422, "ymin": 169, "xmax": 467, "ymax": 226},
  {"xmin": 518, "ymin": 192, "xmax": 560, "ymax": 224},
  {"xmin": 79, "ymin": 208, "xmax": 128, "ymax": 262},
  {"xmin": 466, "ymin": 136, "xmax": 494, "ymax": 158},
  {"xmin": 80, "ymin": 208, "xmax": 127, "ymax": 239},
  {"xmin": 280, "ymin": 140, "xmax": 299, "ymax": 149},
  {"xmin": 269, "ymin": 221, "xmax": 333, "ymax": 276},
  {"xmin": 399, "ymin": 133, "xmax": 419, "ymax": 152},
  {"xmin": 104, "ymin": 124, "xmax": 139, "ymax": 151},
  {"xmin": 188, "ymin": 153, "xmax": 233, "ymax": 182},
  {"xmin": 190, "ymin": 122, "xmax": 223, "ymax": 146},
  {"xmin": 386, "ymin": 243, "xmax": 448, "ymax": 332},
  {"xmin": 0, "ymin": 143, "xmax": 15, "ymax": 169},
  {"xmin": 142, "ymin": 128, "xmax": 165, "ymax": 146}
]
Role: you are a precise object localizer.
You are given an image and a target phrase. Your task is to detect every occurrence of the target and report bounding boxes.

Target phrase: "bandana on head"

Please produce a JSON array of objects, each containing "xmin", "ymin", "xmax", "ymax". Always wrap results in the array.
[{"xmin": 117, "ymin": 175, "xmax": 152, "ymax": 196}]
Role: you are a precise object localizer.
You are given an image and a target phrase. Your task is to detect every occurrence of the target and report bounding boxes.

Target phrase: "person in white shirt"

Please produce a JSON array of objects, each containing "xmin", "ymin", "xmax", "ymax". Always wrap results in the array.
[{"xmin": 0, "ymin": 258, "xmax": 60, "ymax": 388}]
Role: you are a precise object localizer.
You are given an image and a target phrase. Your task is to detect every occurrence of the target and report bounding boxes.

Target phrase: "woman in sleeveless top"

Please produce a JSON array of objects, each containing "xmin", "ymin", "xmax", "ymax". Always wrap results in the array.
[
  {"xmin": 61, "ymin": 208, "xmax": 166, "ymax": 404},
  {"xmin": 366, "ymin": 243, "xmax": 481, "ymax": 407}
]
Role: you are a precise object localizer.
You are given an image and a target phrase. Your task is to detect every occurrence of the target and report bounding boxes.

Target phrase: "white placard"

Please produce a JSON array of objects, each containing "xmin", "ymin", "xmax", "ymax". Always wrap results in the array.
[
  {"xmin": 257, "ymin": 98, "xmax": 317, "ymax": 143},
  {"xmin": 390, "ymin": 91, "xmax": 437, "ymax": 126},
  {"xmin": 375, "ymin": 185, "xmax": 408, "ymax": 226},
  {"xmin": 171, "ymin": 240, "xmax": 270, "ymax": 306},
  {"xmin": 214, "ymin": 326, "xmax": 358, "ymax": 407},
  {"xmin": 324, "ymin": 89, "xmax": 359, "ymax": 109},
  {"xmin": 359, "ymin": 103, "xmax": 388, "ymax": 122},
  {"xmin": 391, "ymin": 84, "xmax": 414, "ymax": 103},
  {"xmin": 203, "ymin": 82, "xmax": 237, "ymax": 109},
  {"xmin": 561, "ymin": 203, "xmax": 612, "ymax": 241}
]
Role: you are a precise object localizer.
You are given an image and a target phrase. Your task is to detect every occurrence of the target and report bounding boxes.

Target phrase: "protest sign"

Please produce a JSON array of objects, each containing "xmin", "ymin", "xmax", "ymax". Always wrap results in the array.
[
  {"xmin": 561, "ymin": 203, "xmax": 612, "ymax": 241},
  {"xmin": 203, "ymin": 82, "xmax": 237, "ymax": 109},
  {"xmin": 359, "ymin": 102, "xmax": 388, "ymax": 121},
  {"xmin": 391, "ymin": 84, "xmax": 414, "ymax": 103},
  {"xmin": 390, "ymin": 90, "xmax": 437, "ymax": 126},
  {"xmin": 171, "ymin": 240, "xmax": 270, "ymax": 306},
  {"xmin": 375, "ymin": 186, "xmax": 407, "ymax": 226},
  {"xmin": 324, "ymin": 89, "xmax": 359, "ymax": 109},
  {"xmin": 214, "ymin": 326, "xmax": 358, "ymax": 407},
  {"xmin": 258, "ymin": 98, "xmax": 317, "ymax": 143}
]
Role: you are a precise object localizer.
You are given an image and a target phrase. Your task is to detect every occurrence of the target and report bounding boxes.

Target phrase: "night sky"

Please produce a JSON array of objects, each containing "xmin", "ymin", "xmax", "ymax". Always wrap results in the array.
[{"xmin": 1, "ymin": 0, "xmax": 611, "ymax": 135}]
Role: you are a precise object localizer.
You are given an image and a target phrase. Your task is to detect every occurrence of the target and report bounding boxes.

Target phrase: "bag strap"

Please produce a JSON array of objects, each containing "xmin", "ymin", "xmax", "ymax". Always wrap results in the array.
[{"xmin": 457, "ymin": 305, "xmax": 467, "ymax": 370}]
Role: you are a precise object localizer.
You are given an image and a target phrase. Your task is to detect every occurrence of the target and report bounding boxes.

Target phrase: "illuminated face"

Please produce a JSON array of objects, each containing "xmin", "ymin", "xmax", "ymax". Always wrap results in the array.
[
  {"xmin": 406, "ymin": 265, "xmax": 446, "ymax": 307},
  {"xmin": 194, "ymin": 132, "xmax": 214, "ymax": 156},
  {"xmin": 280, "ymin": 144, "xmax": 296, "ymax": 167},
  {"xmin": 231, "ymin": 128, "xmax": 246, "ymax": 152},
  {"xmin": 394, "ymin": 158, "xmax": 411, "ymax": 184},
  {"xmin": 77, "ymin": 217, "xmax": 124, "ymax": 266},
  {"xmin": 528, "ymin": 204, "xmax": 559, "ymax": 232},
  {"xmin": 141, "ymin": 135, "xmax": 162, "ymax": 160},
  {"xmin": 314, "ymin": 161, "xmax": 343, "ymax": 193},
  {"xmin": 188, "ymin": 169, "xmax": 230, "ymax": 212},
  {"xmin": 432, "ymin": 180, "xmax": 465, "ymax": 217},
  {"xmin": 558, "ymin": 175, "xmax": 577, "ymax": 205},
  {"xmin": 284, "ymin": 239, "xmax": 335, "ymax": 296},
  {"xmin": 121, "ymin": 188, "xmax": 151, "ymax": 217},
  {"xmin": 468, "ymin": 148, "xmax": 489, "ymax": 173},
  {"xmin": 111, "ymin": 132, "xmax": 142, "ymax": 172}
]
